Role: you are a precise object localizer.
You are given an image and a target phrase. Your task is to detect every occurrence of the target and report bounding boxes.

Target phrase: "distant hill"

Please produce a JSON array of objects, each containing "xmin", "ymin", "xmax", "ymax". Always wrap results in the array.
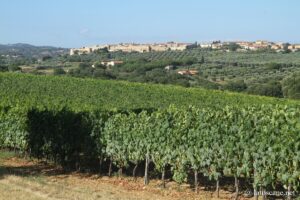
[{"xmin": 0, "ymin": 43, "xmax": 69, "ymax": 58}]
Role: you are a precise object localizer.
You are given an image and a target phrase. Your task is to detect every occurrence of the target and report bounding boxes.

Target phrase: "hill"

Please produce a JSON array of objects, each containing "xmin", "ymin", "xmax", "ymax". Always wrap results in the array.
[
  {"xmin": 1, "ymin": 46, "xmax": 300, "ymax": 99},
  {"xmin": 0, "ymin": 73, "xmax": 298, "ymax": 111},
  {"xmin": 32, "ymin": 48, "xmax": 300, "ymax": 99},
  {"xmin": 0, "ymin": 43, "xmax": 68, "ymax": 58}
]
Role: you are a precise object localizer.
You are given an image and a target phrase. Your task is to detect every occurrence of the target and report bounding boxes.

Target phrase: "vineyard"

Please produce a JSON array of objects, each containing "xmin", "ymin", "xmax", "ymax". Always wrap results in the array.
[
  {"xmin": 40, "ymin": 49, "xmax": 300, "ymax": 100},
  {"xmin": 0, "ymin": 73, "xmax": 300, "ymax": 199},
  {"xmin": 3, "ymin": 46, "xmax": 300, "ymax": 99},
  {"xmin": 1, "ymin": 73, "xmax": 298, "ymax": 110}
]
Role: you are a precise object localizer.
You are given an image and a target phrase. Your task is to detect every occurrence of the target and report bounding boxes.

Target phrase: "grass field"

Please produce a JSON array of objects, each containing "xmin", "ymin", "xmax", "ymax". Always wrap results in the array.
[{"xmin": 0, "ymin": 150, "xmax": 264, "ymax": 200}]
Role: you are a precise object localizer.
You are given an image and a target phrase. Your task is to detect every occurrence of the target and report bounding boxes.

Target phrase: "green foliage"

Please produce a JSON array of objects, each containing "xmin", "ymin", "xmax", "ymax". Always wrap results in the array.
[
  {"xmin": 26, "ymin": 109, "xmax": 94, "ymax": 167},
  {"xmin": 247, "ymin": 81, "xmax": 283, "ymax": 98},
  {"xmin": 192, "ymin": 77, "xmax": 220, "ymax": 89},
  {"xmin": 282, "ymin": 72, "xmax": 300, "ymax": 99},
  {"xmin": 79, "ymin": 62, "xmax": 91, "ymax": 69},
  {"xmin": 222, "ymin": 43, "xmax": 241, "ymax": 51},
  {"xmin": 8, "ymin": 65, "xmax": 21, "ymax": 72},
  {"xmin": 53, "ymin": 68, "xmax": 66, "ymax": 75},
  {"xmin": 67, "ymin": 55, "xmax": 82, "ymax": 62},
  {"xmin": 4, "ymin": 45, "xmax": 297, "ymax": 99},
  {"xmin": 1, "ymin": 73, "xmax": 296, "ymax": 111},
  {"xmin": 60, "ymin": 49, "xmax": 300, "ymax": 98},
  {"xmin": 267, "ymin": 63, "xmax": 282, "ymax": 70},
  {"xmin": 42, "ymin": 55, "xmax": 53, "ymax": 61},
  {"xmin": 0, "ymin": 73, "xmax": 299, "ymax": 191},
  {"xmin": 200, "ymin": 55, "xmax": 205, "ymax": 64},
  {"xmin": 3, "ymin": 105, "xmax": 299, "ymax": 189},
  {"xmin": 0, "ymin": 65, "xmax": 8, "ymax": 72},
  {"xmin": 224, "ymin": 79, "xmax": 247, "ymax": 92}
]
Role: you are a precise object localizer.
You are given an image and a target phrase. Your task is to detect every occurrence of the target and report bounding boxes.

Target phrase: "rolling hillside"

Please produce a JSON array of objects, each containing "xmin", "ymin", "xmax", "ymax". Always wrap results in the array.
[{"xmin": 0, "ymin": 73, "xmax": 298, "ymax": 111}]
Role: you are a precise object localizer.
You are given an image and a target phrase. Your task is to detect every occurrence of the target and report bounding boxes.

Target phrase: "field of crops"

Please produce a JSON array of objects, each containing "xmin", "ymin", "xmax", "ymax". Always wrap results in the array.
[
  {"xmin": 0, "ymin": 73, "xmax": 299, "ymax": 198},
  {"xmin": 110, "ymin": 49, "xmax": 300, "ymax": 64},
  {"xmin": 110, "ymin": 49, "xmax": 300, "ymax": 84},
  {"xmin": 1, "ymin": 73, "xmax": 297, "ymax": 110}
]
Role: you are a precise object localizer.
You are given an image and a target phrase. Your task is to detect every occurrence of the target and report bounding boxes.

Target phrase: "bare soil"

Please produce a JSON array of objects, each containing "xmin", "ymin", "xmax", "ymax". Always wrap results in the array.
[{"xmin": 0, "ymin": 152, "xmax": 255, "ymax": 200}]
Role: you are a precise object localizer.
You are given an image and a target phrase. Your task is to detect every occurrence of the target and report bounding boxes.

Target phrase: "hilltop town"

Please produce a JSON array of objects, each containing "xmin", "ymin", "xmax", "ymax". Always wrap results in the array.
[
  {"xmin": 70, "ymin": 40, "xmax": 300, "ymax": 55},
  {"xmin": 70, "ymin": 42, "xmax": 196, "ymax": 55}
]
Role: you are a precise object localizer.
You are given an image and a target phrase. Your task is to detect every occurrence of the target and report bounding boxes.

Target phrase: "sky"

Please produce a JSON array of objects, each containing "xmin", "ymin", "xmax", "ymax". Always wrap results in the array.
[{"xmin": 0, "ymin": 0, "xmax": 299, "ymax": 48}]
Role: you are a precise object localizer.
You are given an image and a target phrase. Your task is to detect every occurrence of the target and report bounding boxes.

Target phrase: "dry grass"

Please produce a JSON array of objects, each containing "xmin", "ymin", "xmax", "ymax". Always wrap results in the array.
[{"xmin": 0, "ymin": 151, "xmax": 260, "ymax": 200}]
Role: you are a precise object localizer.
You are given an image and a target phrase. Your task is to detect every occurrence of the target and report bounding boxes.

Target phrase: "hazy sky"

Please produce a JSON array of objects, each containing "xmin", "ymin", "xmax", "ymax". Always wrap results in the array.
[{"xmin": 1, "ymin": 0, "xmax": 299, "ymax": 47}]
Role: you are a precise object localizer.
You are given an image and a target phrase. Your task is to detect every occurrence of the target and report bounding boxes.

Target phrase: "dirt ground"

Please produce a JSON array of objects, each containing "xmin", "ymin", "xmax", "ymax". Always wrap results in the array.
[{"xmin": 0, "ymin": 151, "xmax": 256, "ymax": 200}]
